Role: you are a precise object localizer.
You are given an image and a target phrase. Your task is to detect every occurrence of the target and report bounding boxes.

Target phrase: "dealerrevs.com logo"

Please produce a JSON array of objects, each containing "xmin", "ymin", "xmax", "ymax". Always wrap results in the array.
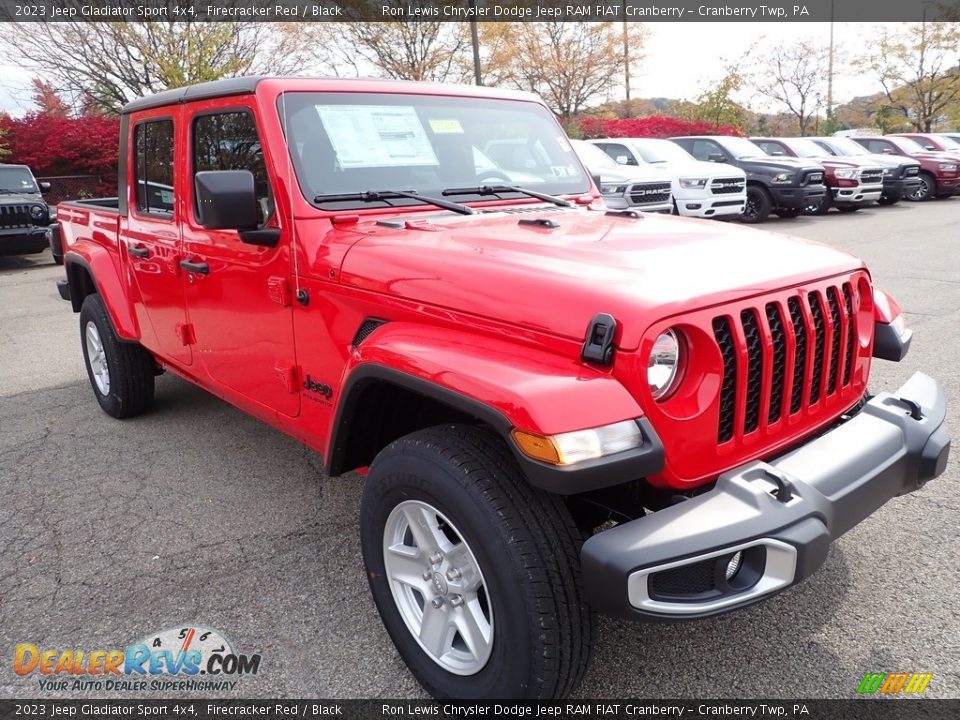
[
  {"xmin": 856, "ymin": 672, "xmax": 934, "ymax": 695},
  {"xmin": 14, "ymin": 625, "xmax": 261, "ymax": 692}
]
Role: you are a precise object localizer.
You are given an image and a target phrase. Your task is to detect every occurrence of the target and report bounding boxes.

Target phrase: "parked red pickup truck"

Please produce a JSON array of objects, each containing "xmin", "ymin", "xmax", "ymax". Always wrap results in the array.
[{"xmin": 55, "ymin": 77, "xmax": 949, "ymax": 700}]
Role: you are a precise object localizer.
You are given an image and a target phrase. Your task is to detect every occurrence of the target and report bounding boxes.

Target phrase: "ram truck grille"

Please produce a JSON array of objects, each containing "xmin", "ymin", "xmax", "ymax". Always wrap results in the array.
[
  {"xmin": 712, "ymin": 282, "xmax": 860, "ymax": 446},
  {"xmin": 802, "ymin": 171, "xmax": 824, "ymax": 186},
  {"xmin": 628, "ymin": 182, "xmax": 671, "ymax": 205},
  {"xmin": 860, "ymin": 169, "xmax": 884, "ymax": 185},
  {"xmin": 903, "ymin": 166, "xmax": 920, "ymax": 178},
  {"xmin": 0, "ymin": 205, "xmax": 32, "ymax": 228},
  {"xmin": 710, "ymin": 177, "xmax": 745, "ymax": 195}
]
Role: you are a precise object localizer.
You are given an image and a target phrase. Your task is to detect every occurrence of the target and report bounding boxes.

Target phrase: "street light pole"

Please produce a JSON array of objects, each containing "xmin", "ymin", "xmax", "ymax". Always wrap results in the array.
[
  {"xmin": 469, "ymin": 1, "xmax": 482, "ymax": 86},
  {"xmin": 826, "ymin": 0, "xmax": 834, "ymax": 122},
  {"xmin": 623, "ymin": 21, "xmax": 631, "ymax": 116}
]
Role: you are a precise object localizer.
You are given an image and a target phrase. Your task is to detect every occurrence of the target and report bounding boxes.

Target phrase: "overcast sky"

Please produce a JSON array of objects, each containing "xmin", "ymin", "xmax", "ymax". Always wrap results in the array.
[{"xmin": 0, "ymin": 22, "xmax": 893, "ymax": 116}]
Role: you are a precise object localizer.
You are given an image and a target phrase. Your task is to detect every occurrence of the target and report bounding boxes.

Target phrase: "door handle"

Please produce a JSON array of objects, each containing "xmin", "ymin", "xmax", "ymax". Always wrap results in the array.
[
  {"xmin": 179, "ymin": 260, "xmax": 209, "ymax": 275},
  {"xmin": 128, "ymin": 245, "xmax": 150, "ymax": 258}
]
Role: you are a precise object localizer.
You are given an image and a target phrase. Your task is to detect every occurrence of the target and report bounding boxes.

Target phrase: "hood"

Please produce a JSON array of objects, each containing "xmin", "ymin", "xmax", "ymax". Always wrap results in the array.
[
  {"xmin": 806, "ymin": 155, "xmax": 876, "ymax": 169},
  {"xmin": 650, "ymin": 159, "xmax": 744, "ymax": 178},
  {"xmin": 739, "ymin": 155, "xmax": 822, "ymax": 171},
  {"xmin": 0, "ymin": 192, "xmax": 44, "ymax": 204},
  {"xmin": 910, "ymin": 150, "xmax": 960, "ymax": 162},
  {"xmin": 337, "ymin": 208, "xmax": 863, "ymax": 350},
  {"xmin": 587, "ymin": 163, "xmax": 672, "ymax": 184},
  {"xmin": 839, "ymin": 153, "xmax": 906, "ymax": 169}
]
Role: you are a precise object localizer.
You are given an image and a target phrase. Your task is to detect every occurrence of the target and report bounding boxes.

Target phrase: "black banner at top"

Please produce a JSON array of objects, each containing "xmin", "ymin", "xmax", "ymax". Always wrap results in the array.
[{"xmin": 0, "ymin": 0, "xmax": 959, "ymax": 23}]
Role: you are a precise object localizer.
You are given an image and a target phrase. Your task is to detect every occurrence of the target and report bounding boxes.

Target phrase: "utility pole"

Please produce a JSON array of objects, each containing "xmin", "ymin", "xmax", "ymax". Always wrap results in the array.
[
  {"xmin": 469, "ymin": 1, "xmax": 482, "ymax": 85},
  {"xmin": 826, "ymin": 0, "xmax": 834, "ymax": 122},
  {"xmin": 623, "ymin": 21, "xmax": 631, "ymax": 116}
]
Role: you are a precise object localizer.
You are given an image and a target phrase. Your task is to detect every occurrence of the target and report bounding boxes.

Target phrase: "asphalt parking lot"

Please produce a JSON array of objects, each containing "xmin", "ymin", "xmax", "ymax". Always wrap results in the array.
[{"xmin": 1, "ymin": 200, "xmax": 959, "ymax": 700}]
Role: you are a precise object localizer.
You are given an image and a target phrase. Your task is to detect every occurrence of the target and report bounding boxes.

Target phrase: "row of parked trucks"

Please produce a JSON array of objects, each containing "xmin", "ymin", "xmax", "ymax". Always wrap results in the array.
[{"xmin": 571, "ymin": 132, "xmax": 960, "ymax": 224}]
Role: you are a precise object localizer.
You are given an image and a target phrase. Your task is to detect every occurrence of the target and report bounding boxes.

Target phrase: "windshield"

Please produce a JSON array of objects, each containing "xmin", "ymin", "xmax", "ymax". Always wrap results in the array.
[
  {"xmin": 721, "ymin": 136, "xmax": 767, "ymax": 159},
  {"xmin": 631, "ymin": 139, "xmax": 695, "ymax": 164},
  {"xmin": 784, "ymin": 138, "xmax": 826, "ymax": 158},
  {"xmin": 821, "ymin": 137, "xmax": 869, "ymax": 156},
  {"xmin": 888, "ymin": 136, "xmax": 928, "ymax": 154},
  {"xmin": 279, "ymin": 92, "xmax": 589, "ymax": 209},
  {"xmin": 571, "ymin": 140, "xmax": 619, "ymax": 169},
  {"xmin": 0, "ymin": 166, "xmax": 38, "ymax": 193},
  {"xmin": 938, "ymin": 135, "xmax": 960, "ymax": 149}
]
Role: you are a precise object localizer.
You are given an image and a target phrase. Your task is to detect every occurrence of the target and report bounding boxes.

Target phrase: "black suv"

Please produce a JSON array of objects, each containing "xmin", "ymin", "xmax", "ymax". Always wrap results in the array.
[
  {"xmin": 0, "ymin": 164, "xmax": 52, "ymax": 260},
  {"xmin": 670, "ymin": 136, "xmax": 825, "ymax": 223}
]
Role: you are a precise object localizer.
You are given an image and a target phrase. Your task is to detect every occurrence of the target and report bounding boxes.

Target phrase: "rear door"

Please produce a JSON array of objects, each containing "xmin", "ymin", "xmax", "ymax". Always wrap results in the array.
[
  {"xmin": 123, "ymin": 110, "xmax": 192, "ymax": 365},
  {"xmin": 179, "ymin": 99, "xmax": 300, "ymax": 418}
]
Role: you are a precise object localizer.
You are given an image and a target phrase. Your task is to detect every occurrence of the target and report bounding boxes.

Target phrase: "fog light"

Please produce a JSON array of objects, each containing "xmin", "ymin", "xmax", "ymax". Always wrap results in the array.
[{"xmin": 725, "ymin": 551, "xmax": 743, "ymax": 581}]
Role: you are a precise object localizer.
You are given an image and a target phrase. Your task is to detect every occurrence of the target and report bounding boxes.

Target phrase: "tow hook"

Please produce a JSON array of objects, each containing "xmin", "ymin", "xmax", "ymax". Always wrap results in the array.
[{"xmin": 763, "ymin": 469, "xmax": 795, "ymax": 503}]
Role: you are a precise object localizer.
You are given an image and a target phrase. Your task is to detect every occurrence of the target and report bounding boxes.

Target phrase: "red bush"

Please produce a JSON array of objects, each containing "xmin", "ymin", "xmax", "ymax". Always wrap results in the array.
[
  {"xmin": 0, "ymin": 112, "xmax": 120, "ymax": 193},
  {"xmin": 578, "ymin": 116, "xmax": 743, "ymax": 140}
]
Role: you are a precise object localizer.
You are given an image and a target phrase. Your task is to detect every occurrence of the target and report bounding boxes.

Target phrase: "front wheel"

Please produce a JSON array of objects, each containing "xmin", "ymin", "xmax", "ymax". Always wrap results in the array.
[
  {"xmin": 741, "ymin": 186, "xmax": 772, "ymax": 223},
  {"xmin": 907, "ymin": 173, "xmax": 936, "ymax": 201},
  {"xmin": 360, "ymin": 425, "xmax": 594, "ymax": 699},
  {"xmin": 80, "ymin": 294, "xmax": 155, "ymax": 418}
]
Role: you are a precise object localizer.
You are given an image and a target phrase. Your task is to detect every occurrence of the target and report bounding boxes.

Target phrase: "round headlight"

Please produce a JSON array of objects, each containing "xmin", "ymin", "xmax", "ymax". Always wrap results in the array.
[
  {"xmin": 30, "ymin": 205, "xmax": 45, "ymax": 220},
  {"xmin": 648, "ymin": 329, "xmax": 682, "ymax": 400}
]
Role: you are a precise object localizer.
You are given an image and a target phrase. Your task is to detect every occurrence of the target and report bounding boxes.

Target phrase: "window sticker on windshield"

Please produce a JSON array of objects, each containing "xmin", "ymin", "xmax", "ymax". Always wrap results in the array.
[
  {"xmin": 551, "ymin": 165, "xmax": 577, "ymax": 178},
  {"xmin": 316, "ymin": 105, "xmax": 439, "ymax": 168},
  {"xmin": 429, "ymin": 118, "xmax": 464, "ymax": 134}
]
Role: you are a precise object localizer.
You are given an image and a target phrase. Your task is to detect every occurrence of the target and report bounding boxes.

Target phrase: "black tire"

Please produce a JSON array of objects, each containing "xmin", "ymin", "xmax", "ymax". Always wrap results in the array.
[
  {"xmin": 908, "ymin": 172, "xmax": 936, "ymax": 201},
  {"xmin": 774, "ymin": 207, "xmax": 803, "ymax": 219},
  {"xmin": 836, "ymin": 205, "xmax": 860, "ymax": 213},
  {"xmin": 79, "ymin": 294, "xmax": 155, "ymax": 418},
  {"xmin": 52, "ymin": 254, "xmax": 64, "ymax": 266},
  {"xmin": 741, "ymin": 185, "xmax": 772, "ymax": 223},
  {"xmin": 360, "ymin": 425, "xmax": 594, "ymax": 700},
  {"xmin": 876, "ymin": 196, "xmax": 899, "ymax": 206},
  {"xmin": 804, "ymin": 191, "xmax": 832, "ymax": 216}
]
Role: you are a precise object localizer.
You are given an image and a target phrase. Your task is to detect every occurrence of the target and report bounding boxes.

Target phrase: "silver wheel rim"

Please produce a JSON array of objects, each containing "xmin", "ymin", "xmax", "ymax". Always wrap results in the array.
[
  {"xmin": 382, "ymin": 500, "xmax": 494, "ymax": 676},
  {"xmin": 85, "ymin": 321, "xmax": 110, "ymax": 395}
]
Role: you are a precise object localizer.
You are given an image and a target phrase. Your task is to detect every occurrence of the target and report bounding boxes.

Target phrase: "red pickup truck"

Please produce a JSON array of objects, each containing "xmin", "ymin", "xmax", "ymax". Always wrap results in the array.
[{"xmin": 55, "ymin": 77, "xmax": 949, "ymax": 700}]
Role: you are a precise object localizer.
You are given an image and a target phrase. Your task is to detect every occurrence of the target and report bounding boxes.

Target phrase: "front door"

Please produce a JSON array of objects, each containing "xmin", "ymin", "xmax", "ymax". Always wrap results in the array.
[
  {"xmin": 179, "ymin": 101, "xmax": 299, "ymax": 418},
  {"xmin": 124, "ymin": 112, "xmax": 192, "ymax": 366}
]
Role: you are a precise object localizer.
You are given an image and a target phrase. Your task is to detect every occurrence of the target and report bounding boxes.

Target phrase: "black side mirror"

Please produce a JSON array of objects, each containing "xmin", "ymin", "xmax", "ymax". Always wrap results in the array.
[
  {"xmin": 39, "ymin": 181, "xmax": 51, "ymax": 193},
  {"xmin": 708, "ymin": 153, "xmax": 727, "ymax": 163},
  {"xmin": 195, "ymin": 170, "xmax": 259, "ymax": 231}
]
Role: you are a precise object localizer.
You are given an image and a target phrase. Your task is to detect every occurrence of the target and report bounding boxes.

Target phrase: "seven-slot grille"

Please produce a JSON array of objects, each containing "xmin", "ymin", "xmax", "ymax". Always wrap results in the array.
[
  {"xmin": 712, "ymin": 283, "xmax": 859, "ymax": 444},
  {"xmin": 628, "ymin": 182, "xmax": 671, "ymax": 205},
  {"xmin": 859, "ymin": 168, "xmax": 884, "ymax": 185},
  {"xmin": 0, "ymin": 205, "xmax": 32, "ymax": 228},
  {"xmin": 710, "ymin": 177, "xmax": 745, "ymax": 195}
]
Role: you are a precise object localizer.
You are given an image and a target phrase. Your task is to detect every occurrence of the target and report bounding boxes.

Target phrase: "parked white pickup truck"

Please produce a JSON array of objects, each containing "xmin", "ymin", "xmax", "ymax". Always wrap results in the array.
[
  {"xmin": 571, "ymin": 140, "xmax": 673, "ymax": 213},
  {"xmin": 586, "ymin": 138, "xmax": 746, "ymax": 219}
]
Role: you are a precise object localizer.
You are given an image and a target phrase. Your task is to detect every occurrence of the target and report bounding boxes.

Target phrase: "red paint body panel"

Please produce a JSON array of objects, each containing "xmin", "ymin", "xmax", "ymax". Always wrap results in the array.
[{"xmin": 57, "ymin": 77, "xmax": 890, "ymax": 491}]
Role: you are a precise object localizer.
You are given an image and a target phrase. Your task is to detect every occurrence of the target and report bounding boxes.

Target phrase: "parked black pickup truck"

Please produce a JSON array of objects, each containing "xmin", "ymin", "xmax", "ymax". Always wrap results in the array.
[
  {"xmin": 670, "ymin": 135, "xmax": 825, "ymax": 223},
  {"xmin": 0, "ymin": 164, "xmax": 53, "ymax": 260},
  {"xmin": 809, "ymin": 136, "xmax": 922, "ymax": 205}
]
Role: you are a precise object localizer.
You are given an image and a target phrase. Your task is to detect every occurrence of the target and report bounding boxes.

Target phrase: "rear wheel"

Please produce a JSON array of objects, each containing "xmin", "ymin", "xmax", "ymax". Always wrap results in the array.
[
  {"xmin": 360, "ymin": 425, "xmax": 594, "ymax": 699},
  {"xmin": 907, "ymin": 173, "xmax": 936, "ymax": 201},
  {"xmin": 741, "ymin": 186, "xmax": 772, "ymax": 223},
  {"xmin": 80, "ymin": 294, "xmax": 155, "ymax": 418}
]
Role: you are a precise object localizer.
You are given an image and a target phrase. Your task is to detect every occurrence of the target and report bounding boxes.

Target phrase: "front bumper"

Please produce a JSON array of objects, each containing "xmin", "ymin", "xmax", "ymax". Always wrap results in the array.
[
  {"xmin": 882, "ymin": 176, "xmax": 920, "ymax": 201},
  {"xmin": 938, "ymin": 176, "xmax": 960, "ymax": 195},
  {"xmin": 604, "ymin": 193, "xmax": 672, "ymax": 213},
  {"xmin": 0, "ymin": 226, "xmax": 48, "ymax": 256},
  {"xmin": 581, "ymin": 372, "xmax": 949, "ymax": 620},
  {"xmin": 673, "ymin": 187, "xmax": 746, "ymax": 218},
  {"xmin": 769, "ymin": 185, "xmax": 825, "ymax": 210},
  {"xmin": 832, "ymin": 183, "xmax": 883, "ymax": 205}
]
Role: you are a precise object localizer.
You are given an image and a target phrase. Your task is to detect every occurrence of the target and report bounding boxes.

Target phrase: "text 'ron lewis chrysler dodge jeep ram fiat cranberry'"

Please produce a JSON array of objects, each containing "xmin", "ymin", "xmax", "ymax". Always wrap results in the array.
[{"xmin": 53, "ymin": 77, "xmax": 950, "ymax": 700}]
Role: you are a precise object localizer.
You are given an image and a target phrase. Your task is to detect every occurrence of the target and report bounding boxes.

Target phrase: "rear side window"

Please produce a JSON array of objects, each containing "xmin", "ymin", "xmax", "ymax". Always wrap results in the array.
[
  {"xmin": 193, "ymin": 111, "xmax": 273, "ymax": 225},
  {"xmin": 690, "ymin": 140, "xmax": 720, "ymax": 162},
  {"xmin": 133, "ymin": 119, "xmax": 175, "ymax": 215},
  {"xmin": 757, "ymin": 141, "xmax": 786, "ymax": 156},
  {"xmin": 601, "ymin": 143, "xmax": 637, "ymax": 166}
]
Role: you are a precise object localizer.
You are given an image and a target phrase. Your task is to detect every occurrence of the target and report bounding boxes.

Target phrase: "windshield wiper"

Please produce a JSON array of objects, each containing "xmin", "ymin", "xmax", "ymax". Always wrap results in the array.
[
  {"xmin": 441, "ymin": 185, "xmax": 572, "ymax": 208},
  {"xmin": 312, "ymin": 189, "xmax": 475, "ymax": 216}
]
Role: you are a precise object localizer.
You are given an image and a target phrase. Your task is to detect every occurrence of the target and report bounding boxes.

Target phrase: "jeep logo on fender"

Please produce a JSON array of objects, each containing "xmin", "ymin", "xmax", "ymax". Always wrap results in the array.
[{"xmin": 303, "ymin": 375, "xmax": 333, "ymax": 400}]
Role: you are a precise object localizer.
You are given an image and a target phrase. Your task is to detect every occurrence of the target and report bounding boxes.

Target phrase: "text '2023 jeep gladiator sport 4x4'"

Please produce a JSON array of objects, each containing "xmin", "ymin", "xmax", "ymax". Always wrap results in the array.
[{"xmin": 55, "ymin": 78, "xmax": 949, "ymax": 700}]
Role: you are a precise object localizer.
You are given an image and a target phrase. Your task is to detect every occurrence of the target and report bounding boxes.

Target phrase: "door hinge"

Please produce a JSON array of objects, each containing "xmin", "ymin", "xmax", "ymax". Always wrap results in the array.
[
  {"xmin": 175, "ymin": 323, "xmax": 196, "ymax": 346},
  {"xmin": 276, "ymin": 364, "xmax": 300, "ymax": 394},
  {"xmin": 268, "ymin": 276, "xmax": 292, "ymax": 307}
]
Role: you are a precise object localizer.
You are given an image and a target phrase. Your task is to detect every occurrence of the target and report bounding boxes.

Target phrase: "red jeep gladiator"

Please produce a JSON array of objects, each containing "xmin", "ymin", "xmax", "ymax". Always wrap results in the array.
[{"xmin": 55, "ymin": 78, "xmax": 949, "ymax": 700}]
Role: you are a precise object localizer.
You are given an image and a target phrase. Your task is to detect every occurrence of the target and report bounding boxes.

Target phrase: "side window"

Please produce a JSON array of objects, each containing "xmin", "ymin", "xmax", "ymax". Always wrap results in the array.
[
  {"xmin": 690, "ymin": 140, "xmax": 720, "ymax": 162},
  {"xmin": 134, "ymin": 119, "xmax": 175, "ymax": 215},
  {"xmin": 758, "ymin": 141, "xmax": 786, "ymax": 156},
  {"xmin": 604, "ymin": 143, "xmax": 636, "ymax": 166},
  {"xmin": 193, "ymin": 111, "xmax": 274, "ymax": 225},
  {"xmin": 866, "ymin": 140, "xmax": 892, "ymax": 154}
]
